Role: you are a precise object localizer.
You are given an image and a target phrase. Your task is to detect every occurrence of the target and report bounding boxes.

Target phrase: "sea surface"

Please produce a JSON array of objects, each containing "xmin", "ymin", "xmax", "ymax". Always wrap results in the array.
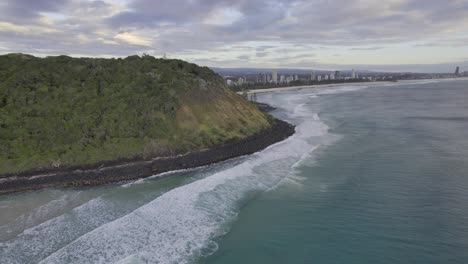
[{"xmin": 1, "ymin": 79, "xmax": 468, "ymax": 264}]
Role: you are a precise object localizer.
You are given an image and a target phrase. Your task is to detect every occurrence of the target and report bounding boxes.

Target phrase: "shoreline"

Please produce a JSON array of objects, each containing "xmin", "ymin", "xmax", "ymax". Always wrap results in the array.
[
  {"xmin": 245, "ymin": 81, "xmax": 390, "ymax": 94},
  {"xmin": 0, "ymin": 118, "xmax": 295, "ymax": 195},
  {"xmin": 244, "ymin": 77, "xmax": 468, "ymax": 94}
]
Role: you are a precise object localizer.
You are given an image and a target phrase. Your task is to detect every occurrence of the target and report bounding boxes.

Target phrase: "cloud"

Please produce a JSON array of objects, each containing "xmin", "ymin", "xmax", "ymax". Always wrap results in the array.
[
  {"xmin": 237, "ymin": 55, "xmax": 250, "ymax": 61},
  {"xmin": 0, "ymin": 0, "xmax": 467, "ymax": 71},
  {"xmin": 114, "ymin": 32, "xmax": 153, "ymax": 46},
  {"xmin": 256, "ymin": 45, "xmax": 276, "ymax": 52},
  {"xmin": 1, "ymin": 0, "xmax": 70, "ymax": 22},
  {"xmin": 413, "ymin": 43, "xmax": 439, "ymax": 48},
  {"xmin": 203, "ymin": 7, "xmax": 244, "ymax": 26},
  {"xmin": 0, "ymin": 22, "xmax": 30, "ymax": 33},
  {"xmin": 348, "ymin": 47, "xmax": 385, "ymax": 51},
  {"xmin": 0, "ymin": 21, "xmax": 58, "ymax": 34}
]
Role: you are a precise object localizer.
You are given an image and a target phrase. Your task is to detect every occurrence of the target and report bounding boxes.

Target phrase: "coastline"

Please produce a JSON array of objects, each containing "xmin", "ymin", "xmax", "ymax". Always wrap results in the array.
[
  {"xmin": 243, "ymin": 77, "xmax": 468, "ymax": 94},
  {"xmin": 245, "ymin": 81, "xmax": 390, "ymax": 94},
  {"xmin": 0, "ymin": 117, "xmax": 295, "ymax": 195}
]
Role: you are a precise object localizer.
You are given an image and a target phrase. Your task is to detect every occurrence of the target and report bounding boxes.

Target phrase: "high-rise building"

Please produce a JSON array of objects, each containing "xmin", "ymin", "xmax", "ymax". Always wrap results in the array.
[
  {"xmin": 335, "ymin": 71, "xmax": 341, "ymax": 79},
  {"xmin": 280, "ymin": 75, "xmax": 285, "ymax": 83},
  {"xmin": 272, "ymin": 70, "xmax": 278, "ymax": 83},
  {"xmin": 330, "ymin": 73, "xmax": 335, "ymax": 80},
  {"xmin": 294, "ymin": 75, "xmax": 299, "ymax": 81},
  {"xmin": 455, "ymin": 66, "xmax": 460, "ymax": 76},
  {"xmin": 256, "ymin": 74, "xmax": 261, "ymax": 83},
  {"xmin": 317, "ymin": 75, "xmax": 322, "ymax": 81},
  {"xmin": 351, "ymin": 69, "xmax": 356, "ymax": 79},
  {"xmin": 311, "ymin": 71, "xmax": 316, "ymax": 81}
]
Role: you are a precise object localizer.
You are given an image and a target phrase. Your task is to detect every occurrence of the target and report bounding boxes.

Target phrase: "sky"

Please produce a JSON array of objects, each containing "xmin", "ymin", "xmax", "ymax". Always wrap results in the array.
[{"xmin": 0, "ymin": 0, "xmax": 468, "ymax": 72}]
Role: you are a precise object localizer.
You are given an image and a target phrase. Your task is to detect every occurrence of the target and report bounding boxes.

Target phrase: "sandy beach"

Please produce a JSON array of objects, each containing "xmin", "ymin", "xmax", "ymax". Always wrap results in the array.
[
  {"xmin": 244, "ymin": 77, "xmax": 468, "ymax": 94},
  {"xmin": 244, "ymin": 81, "xmax": 391, "ymax": 94}
]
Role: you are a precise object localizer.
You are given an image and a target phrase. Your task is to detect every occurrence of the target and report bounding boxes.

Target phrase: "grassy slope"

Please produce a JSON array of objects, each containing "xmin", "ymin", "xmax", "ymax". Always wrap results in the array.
[{"xmin": 0, "ymin": 54, "xmax": 271, "ymax": 174}]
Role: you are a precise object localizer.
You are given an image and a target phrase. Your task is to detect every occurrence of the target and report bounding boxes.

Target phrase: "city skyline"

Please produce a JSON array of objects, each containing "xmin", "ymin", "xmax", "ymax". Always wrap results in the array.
[{"xmin": 0, "ymin": 0, "xmax": 468, "ymax": 72}]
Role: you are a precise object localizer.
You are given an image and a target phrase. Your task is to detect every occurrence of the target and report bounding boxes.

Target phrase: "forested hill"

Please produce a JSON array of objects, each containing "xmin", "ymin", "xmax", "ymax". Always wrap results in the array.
[{"xmin": 0, "ymin": 54, "xmax": 272, "ymax": 174}]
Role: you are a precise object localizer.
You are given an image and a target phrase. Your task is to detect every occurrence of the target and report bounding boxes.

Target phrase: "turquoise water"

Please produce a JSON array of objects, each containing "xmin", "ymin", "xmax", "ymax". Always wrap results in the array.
[
  {"xmin": 206, "ymin": 79, "xmax": 468, "ymax": 264},
  {"xmin": 1, "ymin": 79, "xmax": 468, "ymax": 263}
]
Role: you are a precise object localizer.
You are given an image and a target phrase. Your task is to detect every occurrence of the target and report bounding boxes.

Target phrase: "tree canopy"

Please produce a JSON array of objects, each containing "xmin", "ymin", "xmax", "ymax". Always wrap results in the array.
[{"xmin": 0, "ymin": 54, "xmax": 271, "ymax": 174}]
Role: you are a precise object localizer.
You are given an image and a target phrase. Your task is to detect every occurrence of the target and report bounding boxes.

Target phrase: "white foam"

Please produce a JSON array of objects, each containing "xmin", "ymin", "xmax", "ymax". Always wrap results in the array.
[
  {"xmin": 121, "ymin": 178, "xmax": 146, "ymax": 188},
  {"xmin": 33, "ymin": 94, "xmax": 330, "ymax": 263},
  {"xmin": 0, "ymin": 193, "xmax": 68, "ymax": 237},
  {"xmin": 315, "ymin": 85, "xmax": 370, "ymax": 95},
  {"xmin": 120, "ymin": 164, "xmax": 213, "ymax": 188},
  {"xmin": 0, "ymin": 190, "xmax": 97, "ymax": 242},
  {"xmin": 0, "ymin": 197, "xmax": 119, "ymax": 264},
  {"xmin": 2, "ymin": 86, "xmax": 362, "ymax": 264},
  {"xmin": 0, "ymin": 189, "xmax": 166, "ymax": 264},
  {"xmin": 114, "ymin": 254, "xmax": 144, "ymax": 264},
  {"xmin": 292, "ymin": 146, "xmax": 319, "ymax": 169}
]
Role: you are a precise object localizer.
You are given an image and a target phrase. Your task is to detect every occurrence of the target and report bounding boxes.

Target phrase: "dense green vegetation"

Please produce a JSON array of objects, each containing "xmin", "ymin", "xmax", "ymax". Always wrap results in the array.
[{"xmin": 0, "ymin": 53, "xmax": 272, "ymax": 174}]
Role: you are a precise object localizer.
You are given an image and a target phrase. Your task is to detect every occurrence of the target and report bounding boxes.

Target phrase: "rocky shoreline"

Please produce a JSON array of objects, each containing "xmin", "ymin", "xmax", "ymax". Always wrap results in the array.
[{"xmin": 0, "ymin": 118, "xmax": 295, "ymax": 195}]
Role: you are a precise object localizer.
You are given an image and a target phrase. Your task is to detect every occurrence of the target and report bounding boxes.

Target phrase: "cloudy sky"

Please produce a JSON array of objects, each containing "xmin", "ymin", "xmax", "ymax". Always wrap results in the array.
[{"xmin": 1, "ymin": 0, "xmax": 467, "ymax": 72}]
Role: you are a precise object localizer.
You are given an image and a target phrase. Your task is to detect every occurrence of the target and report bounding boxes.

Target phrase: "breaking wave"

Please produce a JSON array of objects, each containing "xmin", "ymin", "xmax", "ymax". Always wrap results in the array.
[{"xmin": 0, "ymin": 85, "xmax": 366, "ymax": 264}]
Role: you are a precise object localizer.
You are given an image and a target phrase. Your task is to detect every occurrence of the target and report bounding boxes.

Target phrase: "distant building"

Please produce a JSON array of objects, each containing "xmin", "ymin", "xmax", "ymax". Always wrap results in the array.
[
  {"xmin": 335, "ymin": 71, "xmax": 341, "ymax": 79},
  {"xmin": 455, "ymin": 66, "xmax": 460, "ymax": 76},
  {"xmin": 311, "ymin": 71, "xmax": 316, "ymax": 81},
  {"xmin": 272, "ymin": 70, "xmax": 278, "ymax": 83},
  {"xmin": 330, "ymin": 73, "xmax": 335, "ymax": 80},
  {"xmin": 294, "ymin": 75, "xmax": 299, "ymax": 81},
  {"xmin": 280, "ymin": 75, "xmax": 285, "ymax": 83},
  {"xmin": 227, "ymin": 79, "xmax": 233, "ymax": 86},
  {"xmin": 256, "ymin": 74, "xmax": 262, "ymax": 83},
  {"xmin": 324, "ymin": 74, "xmax": 329, "ymax": 80},
  {"xmin": 351, "ymin": 69, "xmax": 356, "ymax": 79},
  {"xmin": 238, "ymin": 77, "xmax": 244, "ymax": 85},
  {"xmin": 317, "ymin": 75, "xmax": 322, "ymax": 81}
]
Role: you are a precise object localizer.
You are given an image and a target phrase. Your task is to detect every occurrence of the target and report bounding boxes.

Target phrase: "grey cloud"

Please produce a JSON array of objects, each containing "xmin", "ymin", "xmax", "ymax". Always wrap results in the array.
[
  {"xmin": 0, "ymin": 0, "xmax": 467, "ymax": 71},
  {"xmin": 286, "ymin": 0, "xmax": 468, "ymax": 44},
  {"xmin": 1, "ymin": 0, "xmax": 70, "ymax": 22},
  {"xmin": 349, "ymin": 47, "xmax": 384, "ymax": 51},
  {"xmin": 6, "ymin": 0, "xmax": 68, "ymax": 13},
  {"xmin": 274, "ymin": 53, "xmax": 316, "ymax": 61},
  {"xmin": 413, "ymin": 43, "xmax": 439, "ymax": 48},
  {"xmin": 107, "ymin": 0, "xmax": 233, "ymax": 28},
  {"xmin": 237, "ymin": 55, "xmax": 250, "ymax": 60},
  {"xmin": 0, "ymin": 30, "xmax": 144, "ymax": 57},
  {"xmin": 256, "ymin": 46, "xmax": 276, "ymax": 52}
]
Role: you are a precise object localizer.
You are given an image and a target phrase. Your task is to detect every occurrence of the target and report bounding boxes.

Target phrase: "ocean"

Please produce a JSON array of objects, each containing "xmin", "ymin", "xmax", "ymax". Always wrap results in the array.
[{"xmin": 1, "ymin": 79, "xmax": 468, "ymax": 263}]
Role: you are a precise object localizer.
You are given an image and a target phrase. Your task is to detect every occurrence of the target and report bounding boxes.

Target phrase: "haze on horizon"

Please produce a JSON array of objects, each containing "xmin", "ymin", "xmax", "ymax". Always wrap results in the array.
[{"xmin": 0, "ymin": 0, "xmax": 467, "ymax": 73}]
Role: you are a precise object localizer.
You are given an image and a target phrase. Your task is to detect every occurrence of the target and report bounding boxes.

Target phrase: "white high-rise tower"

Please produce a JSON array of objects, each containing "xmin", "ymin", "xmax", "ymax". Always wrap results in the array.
[{"xmin": 272, "ymin": 70, "xmax": 278, "ymax": 83}]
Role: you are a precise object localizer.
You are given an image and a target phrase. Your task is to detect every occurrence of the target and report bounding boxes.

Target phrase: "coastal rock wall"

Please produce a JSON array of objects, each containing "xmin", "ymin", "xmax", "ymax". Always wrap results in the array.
[{"xmin": 0, "ymin": 119, "xmax": 295, "ymax": 194}]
